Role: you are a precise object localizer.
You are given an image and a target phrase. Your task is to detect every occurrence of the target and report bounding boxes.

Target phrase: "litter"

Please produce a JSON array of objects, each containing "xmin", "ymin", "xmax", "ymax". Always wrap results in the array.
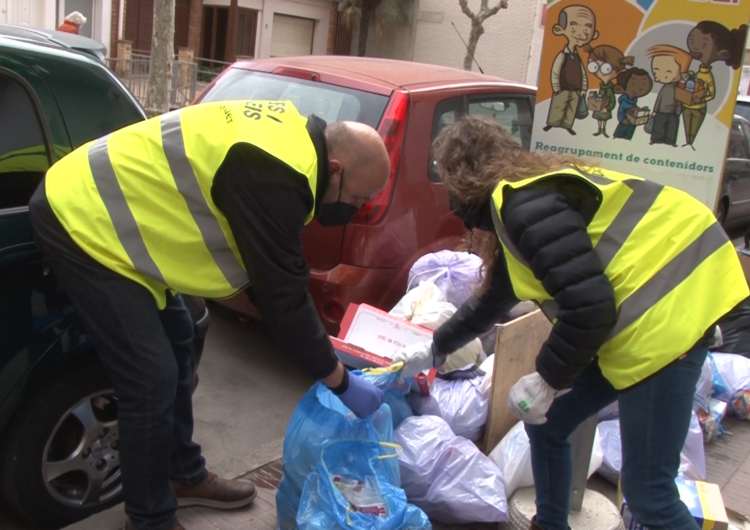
[
  {"xmin": 394, "ymin": 415, "xmax": 509, "ymax": 524},
  {"xmin": 489, "ymin": 421, "xmax": 602, "ymax": 495},
  {"xmin": 296, "ymin": 441, "xmax": 431, "ymax": 530},
  {"xmin": 406, "ymin": 250, "xmax": 483, "ymax": 308},
  {"xmin": 276, "ymin": 366, "xmax": 411, "ymax": 529},
  {"xmin": 389, "ymin": 282, "xmax": 484, "ymax": 373},
  {"xmin": 407, "ymin": 368, "xmax": 488, "ymax": 441},
  {"xmin": 710, "ymin": 353, "xmax": 750, "ymax": 408}
]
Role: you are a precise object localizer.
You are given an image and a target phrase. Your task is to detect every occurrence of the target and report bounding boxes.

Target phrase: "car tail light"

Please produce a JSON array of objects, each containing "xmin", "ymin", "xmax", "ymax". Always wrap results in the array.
[
  {"xmin": 352, "ymin": 90, "xmax": 409, "ymax": 225},
  {"xmin": 272, "ymin": 67, "xmax": 321, "ymax": 82}
]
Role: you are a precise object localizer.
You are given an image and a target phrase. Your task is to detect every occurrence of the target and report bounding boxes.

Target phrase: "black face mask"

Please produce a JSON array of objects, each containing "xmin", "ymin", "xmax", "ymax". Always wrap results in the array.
[
  {"xmin": 318, "ymin": 171, "xmax": 361, "ymax": 227},
  {"xmin": 449, "ymin": 193, "xmax": 494, "ymax": 232}
]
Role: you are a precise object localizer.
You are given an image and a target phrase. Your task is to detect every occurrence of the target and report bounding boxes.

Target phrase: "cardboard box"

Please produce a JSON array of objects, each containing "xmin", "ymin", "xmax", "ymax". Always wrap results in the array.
[
  {"xmin": 676, "ymin": 86, "xmax": 707, "ymax": 105},
  {"xmin": 618, "ymin": 477, "xmax": 729, "ymax": 530},
  {"xmin": 329, "ymin": 303, "xmax": 433, "ymax": 394},
  {"xmin": 626, "ymin": 107, "xmax": 650, "ymax": 126}
]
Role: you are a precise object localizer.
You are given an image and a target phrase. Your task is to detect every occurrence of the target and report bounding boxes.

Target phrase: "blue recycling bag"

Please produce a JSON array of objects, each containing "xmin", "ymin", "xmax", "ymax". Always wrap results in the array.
[
  {"xmin": 296, "ymin": 441, "xmax": 431, "ymax": 530},
  {"xmin": 276, "ymin": 366, "xmax": 414, "ymax": 530}
]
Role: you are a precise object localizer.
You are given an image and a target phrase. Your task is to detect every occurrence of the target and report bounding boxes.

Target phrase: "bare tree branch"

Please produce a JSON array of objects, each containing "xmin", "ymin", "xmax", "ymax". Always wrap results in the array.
[
  {"xmin": 480, "ymin": 0, "xmax": 507, "ymax": 22},
  {"xmin": 458, "ymin": 0, "xmax": 478, "ymax": 23}
]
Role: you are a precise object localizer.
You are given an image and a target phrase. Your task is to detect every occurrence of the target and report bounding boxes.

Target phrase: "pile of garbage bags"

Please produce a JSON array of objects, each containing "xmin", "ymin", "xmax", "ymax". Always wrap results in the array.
[{"xmin": 276, "ymin": 249, "xmax": 750, "ymax": 527}]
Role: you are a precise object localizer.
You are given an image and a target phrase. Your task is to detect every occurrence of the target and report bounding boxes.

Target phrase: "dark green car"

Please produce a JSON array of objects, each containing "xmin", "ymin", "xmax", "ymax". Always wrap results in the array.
[{"xmin": 0, "ymin": 36, "xmax": 209, "ymax": 527}]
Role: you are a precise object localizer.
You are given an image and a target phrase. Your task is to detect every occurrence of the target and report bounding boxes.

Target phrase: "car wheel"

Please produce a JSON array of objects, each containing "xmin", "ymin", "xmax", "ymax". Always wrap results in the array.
[
  {"xmin": 0, "ymin": 354, "xmax": 122, "ymax": 528},
  {"xmin": 716, "ymin": 199, "xmax": 728, "ymax": 226}
]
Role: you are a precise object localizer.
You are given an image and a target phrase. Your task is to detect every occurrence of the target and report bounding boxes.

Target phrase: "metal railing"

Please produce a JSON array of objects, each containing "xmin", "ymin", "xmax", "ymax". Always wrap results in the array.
[{"xmin": 109, "ymin": 54, "xmax": 198, "ymax": 109}]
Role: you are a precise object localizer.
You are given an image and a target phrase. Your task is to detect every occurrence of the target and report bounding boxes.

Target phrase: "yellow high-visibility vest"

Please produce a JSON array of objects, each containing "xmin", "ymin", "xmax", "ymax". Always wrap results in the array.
[
  {"xmin": 45, "ymin": 100, "xmax": 319, "ymax": 308},
  {"xmin": 491, "ymin": 166, "xmax": 748, "ymax": 389}
]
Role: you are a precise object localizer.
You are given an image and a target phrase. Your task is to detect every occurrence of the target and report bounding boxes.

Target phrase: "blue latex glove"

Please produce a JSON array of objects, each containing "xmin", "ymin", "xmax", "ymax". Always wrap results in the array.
[{"xmin": 338, "ymin": 373, "xmax": 384, "ymax": 419}]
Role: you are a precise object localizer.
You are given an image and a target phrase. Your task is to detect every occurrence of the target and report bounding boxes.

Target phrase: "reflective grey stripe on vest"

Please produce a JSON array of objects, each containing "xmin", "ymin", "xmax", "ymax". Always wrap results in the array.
[
  {"xmin": 88, "ymin": 137, "xmax": 166, "ymax": 284},
  {"xmin": 607, "ymin": 222, "xmax": 727, "ymax": 339},
  {"xmin": 160, "ymin": 113, "xmax": 248, "ymax": 289}
]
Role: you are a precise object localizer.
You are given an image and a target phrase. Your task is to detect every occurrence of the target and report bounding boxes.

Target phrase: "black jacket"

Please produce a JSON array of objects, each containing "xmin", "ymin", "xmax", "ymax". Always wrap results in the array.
[
  {"xmin": 433, "ymin": 177, "xmax": 617, "ymax": 390},
  {"xmin": 211, "ymin": 115, "xmax": 339, "ymax": 381}
]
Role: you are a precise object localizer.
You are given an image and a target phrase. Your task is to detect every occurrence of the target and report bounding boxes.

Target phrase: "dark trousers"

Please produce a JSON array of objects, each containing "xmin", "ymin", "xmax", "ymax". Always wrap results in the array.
[
  {"xmin": 30, "ymin": 197, "xmax": 206, "ymax": 530},
  {"xmin": 526, "ymin": 345, "xmax": 706, "ymax": 530},
  {"xmin": 651, "ymin": 112, "xmax": 680, "ymax": 146}
]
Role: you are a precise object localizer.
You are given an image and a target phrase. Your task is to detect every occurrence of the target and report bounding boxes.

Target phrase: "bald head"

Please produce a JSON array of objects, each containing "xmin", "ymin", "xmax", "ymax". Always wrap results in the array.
[{"xmin": 323, "ymin": 121, "xmax": 390, "ymax": 209}]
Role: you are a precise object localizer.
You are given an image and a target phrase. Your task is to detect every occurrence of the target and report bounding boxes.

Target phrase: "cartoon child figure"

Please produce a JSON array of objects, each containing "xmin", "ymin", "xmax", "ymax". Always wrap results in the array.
[
  {"xmin": 613, "ymin": 68, "xmax": 653, "ymax": 141},
  {"xmin": 684, "ymin": 21, "xmax": 748, "ymax": 149},
  {"xmin": 587, "ymin": 45, "xmax": 635, "ymax": 137},
  {"xmin": 647, "ymin": 45, "xmax": 692, "ymax": 147},
  {"xmin": 543, "ymin": 5, "xmax": 599, "ymax": 135}
]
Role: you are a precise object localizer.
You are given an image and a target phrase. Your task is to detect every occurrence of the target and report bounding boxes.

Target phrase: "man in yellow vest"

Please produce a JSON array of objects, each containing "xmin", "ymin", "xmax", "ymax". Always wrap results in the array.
[
  {"xmin": 393, "ymin": 116, "xmax": 747, "ymax": 530},
  {"xmin": 28, "ymin": 100, "xmax": 390, "ymax": 530}
]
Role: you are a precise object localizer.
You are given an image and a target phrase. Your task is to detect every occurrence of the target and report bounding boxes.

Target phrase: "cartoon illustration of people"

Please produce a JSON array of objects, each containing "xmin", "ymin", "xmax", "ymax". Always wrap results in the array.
[
  {"xmin": 647, "ymin": 45, "xmax": 692, "ymax": 146},
  {"xmin": 613, "ymin": 68, "xmax": 653, "ymax": 140},
  {"xmin": 543, "ymin": 5, "xmax": 599, "ymax": 136},
  {"xmin": 683, "ymin": 21, "xmax": 748, "ymax": 149},
  {"xmin": 587, "ymin": 45, "xmax": 635, "ymax": 137}
]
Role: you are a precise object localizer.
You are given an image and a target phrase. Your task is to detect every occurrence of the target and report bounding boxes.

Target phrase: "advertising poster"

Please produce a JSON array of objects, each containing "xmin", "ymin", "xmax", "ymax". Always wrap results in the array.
[{"xmin": 531, "ymin": 0, "xmax": 750, "ymax": 208}]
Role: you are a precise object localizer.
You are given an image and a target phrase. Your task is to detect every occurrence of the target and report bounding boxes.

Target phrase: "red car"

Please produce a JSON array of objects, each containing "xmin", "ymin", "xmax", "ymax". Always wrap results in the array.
[{"xmin": 196, "ymin": 56, "xmax": 536, "ymax": 334}]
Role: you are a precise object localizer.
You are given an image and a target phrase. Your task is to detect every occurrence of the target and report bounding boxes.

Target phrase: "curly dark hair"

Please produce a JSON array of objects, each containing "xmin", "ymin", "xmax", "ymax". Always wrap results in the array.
[{"xmin": 432, "ymin": 115, "xmax": 592, "ymax": 290}]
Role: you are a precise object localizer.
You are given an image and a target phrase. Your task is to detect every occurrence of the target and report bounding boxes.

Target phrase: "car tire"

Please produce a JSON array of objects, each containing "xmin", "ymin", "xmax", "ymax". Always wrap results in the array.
[
  {"xmin": 716, "ymin": 199, "xmax": 728, "ymax": 226},
  {"xmin": 0, "ymin": 353, "xmax": 122, "ymax": 528}
]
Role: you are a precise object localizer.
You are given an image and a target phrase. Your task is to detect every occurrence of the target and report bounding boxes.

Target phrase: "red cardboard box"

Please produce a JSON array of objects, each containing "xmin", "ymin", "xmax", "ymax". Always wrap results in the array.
[{"xmin": 329, "ymin": 303, "xmax": 434, "ymax": 395}]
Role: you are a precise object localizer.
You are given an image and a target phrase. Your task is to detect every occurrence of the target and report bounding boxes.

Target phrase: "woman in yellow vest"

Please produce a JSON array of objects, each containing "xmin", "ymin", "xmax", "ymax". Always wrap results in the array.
[
  {"xmin": 29, "ymin": 100, "xmax": 390, "ymax": 530},
  {"xmin": 394, "ymin": 116, "xmax": 747, "ymax": 530}
]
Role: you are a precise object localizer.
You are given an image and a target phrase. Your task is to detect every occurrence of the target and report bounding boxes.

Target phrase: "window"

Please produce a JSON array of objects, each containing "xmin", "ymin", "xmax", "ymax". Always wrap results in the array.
[
  {"xmin": 201, "ymin": 69, "xmax": 389, "ymax": 128},
  {"xmin": 0, "ymin": 74, "xmax": 50, "ymax": 209},
  {"xmin": 429, "ymin": 95, "xmax": 534, "ymax": 181},
  {"xmin": 236, "ymin": 10, "xmax": 258, "ymax": 59}
]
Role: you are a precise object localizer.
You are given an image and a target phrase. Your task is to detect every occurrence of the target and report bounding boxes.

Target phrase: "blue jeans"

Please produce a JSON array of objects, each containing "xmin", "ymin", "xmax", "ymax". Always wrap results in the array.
[
  {"xmin": 32, "ymin": 218, "xmax": 207, "ymax": 530},
  {"xmin": 526, "ymin": 345, "xmax": 707, "ymax": 530}
]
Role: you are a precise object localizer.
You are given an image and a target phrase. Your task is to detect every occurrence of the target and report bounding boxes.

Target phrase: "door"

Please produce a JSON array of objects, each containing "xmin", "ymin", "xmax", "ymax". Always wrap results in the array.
[
  {"xmin": 270, "ymin": 14, "xmax": 313, "ymax": 57},
  {"xmin": 10, "ymin": 0, "xmax": 44, "ymax": 28},
  {"xmin": 59, "ymin": 0, "xmax": 94, "ymax": 38},
  {"xmin": 724, "ymin": 118, "xmax": 750, "ymax": 224},
  {"xmin": 124, "ymin": 0, "xmax": 153, "ymax": 52}
]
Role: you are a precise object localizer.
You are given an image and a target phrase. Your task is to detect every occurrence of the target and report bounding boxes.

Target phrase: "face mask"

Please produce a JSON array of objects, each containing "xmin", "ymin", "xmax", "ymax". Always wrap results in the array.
[
  {"xmin": 449, "ymin": 193, "xmax": 494, "ymax": 232},
  {"xmin": 318, "ymin": 170, "xmax": 361, "ymax": 227}
]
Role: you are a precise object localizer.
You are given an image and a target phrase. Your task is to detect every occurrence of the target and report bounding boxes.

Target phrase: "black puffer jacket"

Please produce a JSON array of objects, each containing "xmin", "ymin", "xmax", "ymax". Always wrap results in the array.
[{"xmin": 433, "ymin": 177, "xmax": 617, "ymax": 390}]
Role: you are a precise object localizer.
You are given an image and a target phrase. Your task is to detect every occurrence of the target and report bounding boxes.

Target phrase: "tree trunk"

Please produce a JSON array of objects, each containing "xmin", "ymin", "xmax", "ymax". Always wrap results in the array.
[
  {"xmin": 463, "ymin": 21, "xmax": 484, "ymax": 71},
  {"xmin": 145, "ymin": 0, "xmax": 176, "ymax": 117},
  {"xmin": 357, "ymin": 3, "xmax": 375, "ymax": 57}
]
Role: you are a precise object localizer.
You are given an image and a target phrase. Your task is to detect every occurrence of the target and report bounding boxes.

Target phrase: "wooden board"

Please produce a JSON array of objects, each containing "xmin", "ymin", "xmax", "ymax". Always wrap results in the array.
[{"xmin": 483, "ymin": 309, "xmax": 552, "ymax": 454}]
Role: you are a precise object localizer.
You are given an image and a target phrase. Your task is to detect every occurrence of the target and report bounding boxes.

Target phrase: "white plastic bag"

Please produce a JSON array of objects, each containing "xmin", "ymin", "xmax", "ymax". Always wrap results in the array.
[
  {"xmin": 407, "ymin": 251, "xmax": 483, "ymax": 307},
  {"xmin": 596, "ymin": 410, "xmax": 706, "ymax": 484},
  {"xmin": 489, "ymin": 421, "xmax": 602, "ymax": 496},
  {"xmin": 394, "ymin": 415, "xmax": 508, "ymax": 524},
  {"xmin": 597, "ymin": 420, "xmax": 622, "ymax": 484},
  {"xmin": 488, "ymin": 421, "xmax": 534, "ymax": 498},
  {"xmin": 694, "ymin": 356, "xmax": 716, "ymax": 411},
  {"xmin": 389, "ymin": 282, "xmax": 484, "ymax": 373},
  {"xmin": 479, "ymin": 354, "xmax": 495, "ymax": 394},
  {"xmin": 407, "ymin": 375, "xmax": 488, "ymax": 441},
  {"xmin": 680, "ymin": 410, "xmax": 706, "ymax": 480},
  {"xmin": 711, "ymin": 353, "xmax": 750, "ymax": 405}
]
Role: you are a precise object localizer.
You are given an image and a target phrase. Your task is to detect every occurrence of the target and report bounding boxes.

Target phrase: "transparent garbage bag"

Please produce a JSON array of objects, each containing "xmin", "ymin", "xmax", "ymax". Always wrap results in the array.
[
  {"xmin": 394, "ymin": 415, "xmax": 509, "ymax": 524},
  {"xmin": 296, "ymin": 441, "xmax": 431, "ymax": 530}
]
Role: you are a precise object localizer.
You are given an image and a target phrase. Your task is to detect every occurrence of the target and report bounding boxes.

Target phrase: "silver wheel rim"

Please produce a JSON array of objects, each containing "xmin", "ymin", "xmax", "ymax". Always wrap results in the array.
[{"xmin": 42, "ymin": 390, "xmax": 121, "ymax": 508}]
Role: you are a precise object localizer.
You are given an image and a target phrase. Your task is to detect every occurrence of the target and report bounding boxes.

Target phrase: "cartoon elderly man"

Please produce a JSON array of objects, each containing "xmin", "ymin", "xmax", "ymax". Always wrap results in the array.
[{"xmin": 543, "ymin": 5, "xmax": 599, "ymax": 135}]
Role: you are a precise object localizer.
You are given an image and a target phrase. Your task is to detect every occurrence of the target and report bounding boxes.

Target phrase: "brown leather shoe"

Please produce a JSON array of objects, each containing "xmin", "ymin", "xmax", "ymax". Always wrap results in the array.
[
  {"xmin": 124, "ymin": 517, "xmax": 185, "ymax": 530},
  {"xmin": 172, "ymin": 471, "xmax": 257, "ymax": 509},
  {"xmin": 530, "ymin": 516, "xmax": 544, "ymax": 530}
]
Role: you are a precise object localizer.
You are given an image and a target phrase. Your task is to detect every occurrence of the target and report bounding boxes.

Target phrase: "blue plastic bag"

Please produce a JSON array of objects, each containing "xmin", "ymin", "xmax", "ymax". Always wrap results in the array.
[
  {"xmin": 276, "ymin": 366, "xmax": 413, "ymax": 530},
  {"xmin": 296, "ymin": 441, "xmax": 431, "ymax": 530},
  {"xmin": 709, "ymin": 354, "xmax": 730, "ymax": 402}
]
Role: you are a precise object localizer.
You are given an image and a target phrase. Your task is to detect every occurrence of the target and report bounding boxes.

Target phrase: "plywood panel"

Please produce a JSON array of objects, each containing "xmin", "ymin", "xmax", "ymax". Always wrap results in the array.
[{"xmin": 483, "ymin": 308, "xmax": 552, "ymax": 454}]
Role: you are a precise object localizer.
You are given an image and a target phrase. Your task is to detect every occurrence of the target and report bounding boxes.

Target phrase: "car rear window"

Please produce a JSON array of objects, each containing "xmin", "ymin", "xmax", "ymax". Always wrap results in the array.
[
  {"xmin": 201, "ymin": 69, "xmax": 389, "ymax": 128},
  {"xmin": 735, "ymin": 101, "xmax": 750, "ymax": 123}
]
